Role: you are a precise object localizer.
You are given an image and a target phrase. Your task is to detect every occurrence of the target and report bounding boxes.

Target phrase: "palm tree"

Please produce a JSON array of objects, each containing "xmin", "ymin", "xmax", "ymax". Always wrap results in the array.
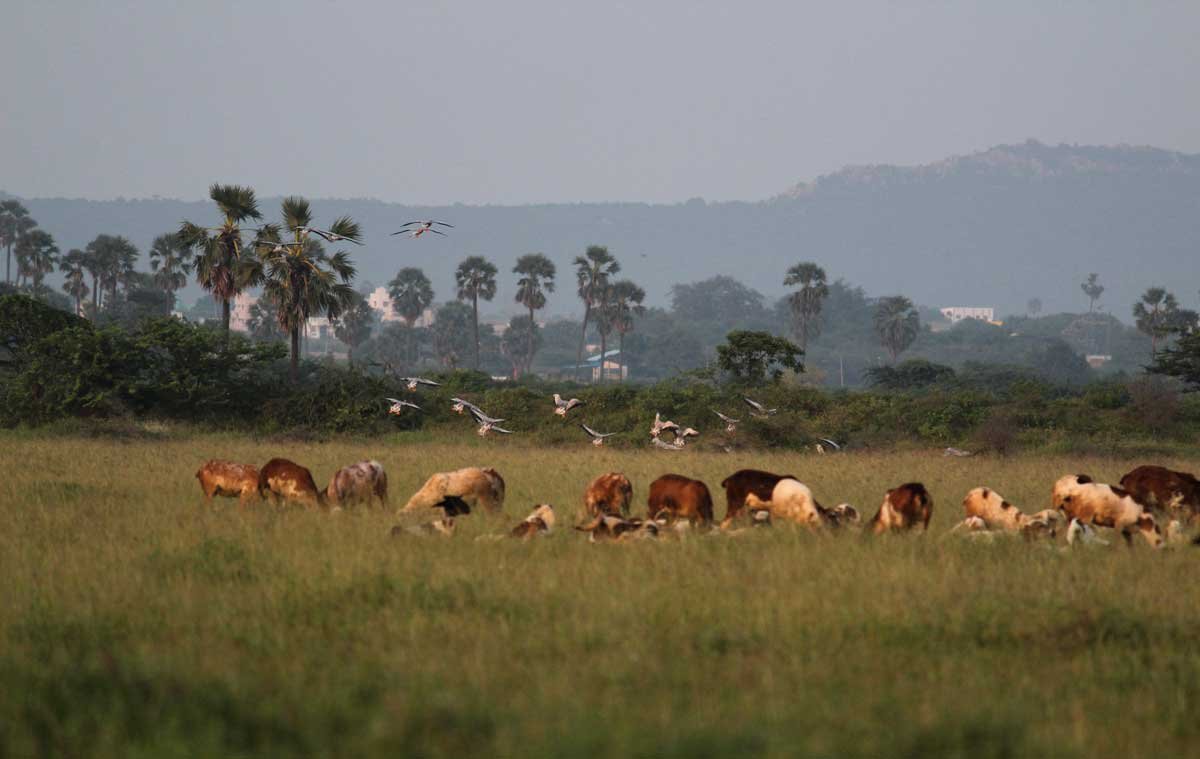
[
  {"xmin": 874, "ymin": 295, "xmax": 920, "ymax": 363},
  {"xmin": 0, "ymin": 200, "xmax": 37, "ymax": 285},
  {"xmin": 1133, "ymin": 287, "xmax": 1181, "ymax": 356},
  {"xmin": 388, "ymin": 267, "xmax": 435, "ymax": 327},
  {"xmin": 242, "ymin": 197, "xmax": 360, "ymax": 382},
  {"xmin": 83, "ymin": 235, "xmax": 138, "ymax": 310},
  {"xmin": 783, "ymin": 262, "xmax": 828, "ymax": 351},
  {"xmin": 59, "ymin": 249, "xmax": 90, "ymax": 315},
  {"xmin": 15, "ymin": 230, "xmax": 59, "ymax": 296},
  {"xmin": 513, "ymin": 253, "xmax": 556, "ymax": 375},
  {"xmin": 573, "ymin": 245, "xmax": 620, "ymax": 381},
  {"xmin": 178, "ymin": 184, "xmax": 262, "ymax": 340},
  {"xmin": 1081, "ymin": 273, "xmax": 1104, "ymax": 313},
  {"xmin": 148, "ymin": 233, "xmax": 194, "ymax": 311},
  {"xmin": 455, "ymin": 256, "xmax": 498, "ymax": 369},
  {"xmin": 606, "ymin": 279, "xmax": 645, "ymax": 382}
]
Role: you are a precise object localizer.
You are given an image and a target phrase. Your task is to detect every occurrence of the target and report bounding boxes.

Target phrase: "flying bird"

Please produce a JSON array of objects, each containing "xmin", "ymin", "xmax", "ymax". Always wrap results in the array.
[
  {"xmin": 712, "ymin": 410, "xmax": 740, "ymax": 433},
  {"xmin": 580, "ymin": 424, "xmax": 616, "ymax": 447},
  {"xmin": 468, "ymin": 405, "xmax": 510, "ymax": 436},
  {"xmin": 678, "ymin": 427, "xmax": 700, "ymax": 440},
  {"xmin": 450, "ymin": 397, "xmax": 482, "ymax": 415},
  {"xmin": 652, "ymin": 436, "xmax": 684, "ymax": 451},
  {"xmin": 398, "ymin": 376, "xmax": 441, "ymax": 391},
  {"xmin": 391, "ymin": 220, "xmax": 454, "ymax": 239},
  {"xmin": 650, "ymin": 412, "xmax": 680, "ymax": 439},
  {"xmin": 292, "ymin": 226, "xmax": 363, "ymax": 245},
  {"xmin": 385, "ymin": 397, "xmax": 421, "ymax": 415},
  {"xmin": 553, "ymin": 394, "xmax": 585, "ymax": 416},
  {"xmin": 742, "ymin": 397, "xmax": 777, "ymax": 418},
  {"xmin": 814, "ymin": 438, "xmax": 841, "ymax": 454}
]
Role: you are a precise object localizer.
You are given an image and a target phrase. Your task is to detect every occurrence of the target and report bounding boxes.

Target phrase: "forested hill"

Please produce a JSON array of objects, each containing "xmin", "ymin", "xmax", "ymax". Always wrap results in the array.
[{"xmin": 7, "ymin": 140, "xmax": 1200, "ymax": 320}]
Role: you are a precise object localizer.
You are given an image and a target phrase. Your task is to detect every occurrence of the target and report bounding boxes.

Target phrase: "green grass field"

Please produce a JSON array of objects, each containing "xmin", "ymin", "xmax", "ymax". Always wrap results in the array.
[{"xmin": 2, "ymin": 432, "xmax": 1198, "ymax": 757}]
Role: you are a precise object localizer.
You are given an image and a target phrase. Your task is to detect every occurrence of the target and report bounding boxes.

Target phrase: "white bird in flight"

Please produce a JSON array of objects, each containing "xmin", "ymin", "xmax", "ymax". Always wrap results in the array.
[
  {"xmin": 580, "ymin": 424, "xmax": 616, "ymax": 447},
  {"xmin": 292, "ymin": 226, "xmax": 363, "ymax": 245},
  {"xmin": 650, "ymin": 412, "xmax": 680, "ymax": 439},
  {"xmin": 553, "ymin": 394, "xmax": 585, "ymax": 416},
  {"xmin": 450, "ymin": 397, "xmax": 482, "ymax": 415},
  {"xmin": 712, "ymin": 410, "xmax": 740, "ymax": 433},
  {"xmin": 399, "ymin": 376, "xmax": 441, "ymax": 391},
  {"xmin": 391, "ymin": 220, "xmax": 454, "ymax": 239},
  {"xmin": 469, "ymin": 406, "xmax": 511, "ymax": 436},
  {"xmin": 385, "ymin": 397, "xmax": 421, "ymax": 415}
]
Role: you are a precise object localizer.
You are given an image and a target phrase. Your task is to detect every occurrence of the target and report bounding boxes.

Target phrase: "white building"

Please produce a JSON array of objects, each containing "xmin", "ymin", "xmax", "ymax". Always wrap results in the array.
[
  {"xmin": 230, "ymin": 293, "xmax": 258, "ymax": 333},
  {"xmin": 939, "ymin": 306, "xmax": 995, "ymax": 324},
  {"xmin": 366, "ymin": 286, "xmax": 433, "ymax": 327}
]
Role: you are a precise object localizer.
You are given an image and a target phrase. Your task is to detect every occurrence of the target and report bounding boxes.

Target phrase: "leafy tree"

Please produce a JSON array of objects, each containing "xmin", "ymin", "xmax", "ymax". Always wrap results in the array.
[
  {"xmin": 148, "ymin": 233, "xmax": 193, "ymax": 310},
  {"xmin": 388, "ymin": 267, "xmax": 434, "ymax": 326},
  {"xmin": 1026, "ymin": 338, "xmax": 1091, "ymax": 385},
  {"xmin": 513, "ymin": 253, "xmax": 556, "ymax": 375},
  {"xmin": 98, "ymin": 271, "xmax": 173, "ymax": 329},
  {"xmin": 454, "ymin": 255, "xmax": 498, "ymax": 369},
  {"xmin": 573, "ymin": 245, "xmax": 619, "ymax": 381},
  {"xmin": 1132, "ymin": 287, "xmax": 1182, "ymax": 356},
  {"xmin": 59, "ymin": 249, "xmax": 89, "ymax": 316},
  {"xmin": 865, "ymin": 359, "xmax": 955, "ymax": 390},
  {"xmin": 432, "ymin": 300, "xmax": 474, "ymax": 368},
  {"xmin": 783, "ymin": 262, "xmax": 829, "ymax": 350},
  {"xmin": 499, "ymin": 315, "xmax": 541, "ymax": 379},
  {"xmin": 247, "ymin": 298, "xmax": 287, "ymax": 343},
  {"xmin": 604, "ymin": 279, "xmax": 645, "ymax": 382},
  {"xmin": 241, "ymin": 197, "xmax": 359, "ymax": 382},
  {"xmin": 0, "ymin": 200, "xmax": 37, "ymax": 285},
  {"xmin": 874, "ymin": 295, "xmax": 920, "ymax": 362},
  {"xmin": 332, "ymin": 294, "xmax": 375, "ymax": 362},
  {"xmin": 15, "ymin": 229, "xmax": 59, "ymax": 295},
  {"xmin": 671, "ymin": 275, "xmax": 769, "ymax": 333},
  {"xmin": 1027, "ymin": 297, "xmax": 1042, "ymax": 317},
  {"xmin": 715, "ymin": 330, "xmax": 804, "ymax": 385},
  {"xmin": 1149, "ymin": 329, "xmax": 1200, "ymax": 390},
  {"xmin": 178, "ymin": 183, "xmax": 262, "ymax": 340},
  {"xmin": 1081, "ymin": 273, "xmax": 1104, "ymax": 313}
]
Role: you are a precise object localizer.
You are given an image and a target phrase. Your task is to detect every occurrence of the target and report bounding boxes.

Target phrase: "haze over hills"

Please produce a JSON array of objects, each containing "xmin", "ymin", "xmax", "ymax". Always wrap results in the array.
[{"xmin": 6, "ymin": 140, "xmax": 1199, "ymax": 323}]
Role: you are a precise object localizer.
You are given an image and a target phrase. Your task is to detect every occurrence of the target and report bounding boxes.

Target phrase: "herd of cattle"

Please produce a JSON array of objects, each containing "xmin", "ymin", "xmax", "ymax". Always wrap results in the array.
[{"xmin": 194, "ymin": 456, "xmax": 1200, "ymax": 546}]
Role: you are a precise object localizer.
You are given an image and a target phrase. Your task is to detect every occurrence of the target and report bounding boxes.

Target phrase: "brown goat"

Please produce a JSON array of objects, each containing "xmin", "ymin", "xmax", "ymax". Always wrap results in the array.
[
  {"xmin": 195, "ymin": 460, "xmax": 260, "ymax": 506},
  {"xmin": 258, "ymin": 458, "xmax": 324, "ymax": 509},
  {"xmin": 870, "ymin": 482, "xmax": 933, "ymax": 534}
]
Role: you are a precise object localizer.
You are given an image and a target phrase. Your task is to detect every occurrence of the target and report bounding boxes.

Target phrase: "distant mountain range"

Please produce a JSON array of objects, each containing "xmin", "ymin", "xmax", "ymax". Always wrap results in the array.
[{"xmin": 7, "ymin": 140, "xmax": 1199, "ymax": 322}]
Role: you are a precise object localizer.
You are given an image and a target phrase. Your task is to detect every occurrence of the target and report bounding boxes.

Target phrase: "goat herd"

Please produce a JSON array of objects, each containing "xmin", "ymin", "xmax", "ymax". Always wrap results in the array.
[{"xmin": 194, "ymin": 455, "xmax": 1200, "ymax": 547}]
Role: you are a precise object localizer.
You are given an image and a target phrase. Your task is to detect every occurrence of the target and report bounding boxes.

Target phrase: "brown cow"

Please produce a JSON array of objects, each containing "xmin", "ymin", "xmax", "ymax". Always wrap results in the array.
[
  {"xmin": 719, "ymin": 469, "xmax": 797, "ymax": 527},
  {"xmin": 325, "ymin": 460, "xmax": 388, "ymax": 509},
  {"xmin": 195, "ymin": 460, "xmax": 260, "ymax": 506},
  {"xmin": 511, "ymin": 504, "xmax": 556, "ymax": 539},
  {"xmin": 647, "ymin": 474, "xmax": 714, "ymax": 525},
  {"xmin": 870, "ymin": 482, "xmax": 933, "ymax": 534},
  {"xmin": 583, "ymin": 472, "xmax": 633, "ymax": 519},
  {"xmin": 1052, "ymin": 474, "xmax": 1162, "ymax": 547},
  {"xmin": 258, "ymin": 458, "xmax": 325, "ymax": 509},
  {"xmin": 1119, "ymin": 465, "xmax": 1200, "ymax": 522}
]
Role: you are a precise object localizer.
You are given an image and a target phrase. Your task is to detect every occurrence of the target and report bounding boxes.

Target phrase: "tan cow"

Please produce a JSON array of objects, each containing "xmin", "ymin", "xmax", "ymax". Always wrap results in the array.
[
  {"xmin": 1052, "ymin": 474, "xmax": 1162, "ymax": 547},
  {"xmin": 742, "ymin": 478, "xmax": 825, "ymax": 529},
  {"xmin": 582, "ymin": 472, "xmax": 633, "ymax": 519},
  {"xmin": 870, "ymin": 482, "xmax": 933, "ymax": 534},
  {"xmin": 195, "ymin": 460, "xmax": 260, "ymax": 506},
  {"xmin": 400, "ymin": 467, "xmax": 506, "ymax": 513},
  {"xmin": 325, "ymin": 460, "xmax": 388, "ymax": 509},
  {"xmin": 961, "ymin": 486, "xmax": 1061, "ymax": 533},
  {"xmin": 258, "ymin": 458, "xmax": 325, "ymax": 509}
]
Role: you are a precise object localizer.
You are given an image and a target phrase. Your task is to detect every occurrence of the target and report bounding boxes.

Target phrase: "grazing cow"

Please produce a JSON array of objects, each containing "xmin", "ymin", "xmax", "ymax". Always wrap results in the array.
[
  {"xmin": 647, "ymin": 474, "xmax": 715, "ymax": 525},
  {"xmin": 870, "ymin": 482, "xmax": 933, "ymax": 534},
  {"xmin": 325, "ymin": 460, "xmax": 388, "ymax": 509},
  {"xmin": 1052, "ymin": 474, "xmax": 1162, "ymax": 547},
  {"xmin": 576, "ymin": 514, "xmax": 659, "ymax": 542},
  {"xmin": 400, "ymin": 467, "xmax": 506, "ymax": 513},
  {"xmin": 583, "ymin": 472, "xmax": 634, "ymax": 519},
  {"xmin": 195, "ymin": 460, "xmax": 260, "ymax": 506},
  {"xmin": 1118, "ymin": 465, "xmax": 1200, "ymax": 522},
  {"xmin": 719, "ymin": 469, "xmax": 798, "ymax": 527},
  {"xmin": 511, "ymin": 504, "xmax": 556, "ymax": 539},
  {"xmin": 742, "ymin": 478, "xmax": 825, "ymax": 529},
  {"xmin": 258, "ymin": 458, "xmax": 325, "ymax": 509}
]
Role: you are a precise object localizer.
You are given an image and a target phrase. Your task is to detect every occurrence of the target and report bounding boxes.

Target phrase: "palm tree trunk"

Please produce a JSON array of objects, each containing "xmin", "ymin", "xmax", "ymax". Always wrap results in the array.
[
  {"xmin": 91, "ymin": 276, "xmax": 99, "ymax": 310},
  {"xmin": 575, "ymin": 302, "xmax": 591, "ymax": 381},
  {"xmin": 472, "ymin": 294, "xmax": 480, "ymax": 369},
  {"xmin": 221, "ymin": 298, "xmax": 232, "ymax": 341},
  {"xmin": 4, "ymin": 243, "xmax": 10, "ymax": 284},
  {"xmin": 527, "ymin": 304, "xmax": 536, "ymax": 376},
  {"xmin": 290, "ymin": 327, "xmax": 300, "ymax": 383}
]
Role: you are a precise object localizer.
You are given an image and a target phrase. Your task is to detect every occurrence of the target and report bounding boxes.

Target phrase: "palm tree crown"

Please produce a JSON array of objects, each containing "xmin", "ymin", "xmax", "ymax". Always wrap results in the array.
[
  {"xmin": 388, "ymin": 267, "xmax": 435, "ymax": 326},
  {"xmin": 573, "ymin": 245, "xmax": 620, "ymax": 381},
  {"xmin": 178, "ymin": 183, "xmax": 262, "ymax": 337},
  {"xmin": 784, "ymin": 262, "xmax": 829, "ymax": 351},
  {"xmin": 59, "ymin": 248, "xmax": 90, "ymax": 315},
  {"xmin": 149, "ymin": 233, "xmax": 194, "ymax": 309},
  {"xmin": 513, "ymin": 253, "xmax": 556, "ymax": 374},
  {"xmin": 455, "ymin": 255, "xmax": 498, "ymax": 369},
  {"xmin": 874, "ymin": 295, "xmax": 920, "ymax": 363},
  {"xmin": 15, "ymin": 229, "xmax": 59, "ymax": 293}
]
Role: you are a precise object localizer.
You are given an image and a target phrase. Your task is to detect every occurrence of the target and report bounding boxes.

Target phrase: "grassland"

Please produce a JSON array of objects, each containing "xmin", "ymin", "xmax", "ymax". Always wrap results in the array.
[{"xmin": 2, "ymin": 431, "xmax": 1199, "ymax": 757}]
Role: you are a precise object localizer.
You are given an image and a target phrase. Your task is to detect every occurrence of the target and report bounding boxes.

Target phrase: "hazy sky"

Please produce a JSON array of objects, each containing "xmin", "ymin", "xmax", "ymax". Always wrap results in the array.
[{"xmin": 4, "ymin": 1, "xmax": 1198, "ymax": 204}]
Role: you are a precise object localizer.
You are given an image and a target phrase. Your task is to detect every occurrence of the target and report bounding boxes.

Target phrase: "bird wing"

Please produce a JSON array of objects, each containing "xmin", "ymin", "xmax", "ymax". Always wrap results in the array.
[
  {"xmin": 818, "ymin": 438, "xmax": 841, "ymax": 450},
  {"xmin": 433, "ymin": 221, "xmax": 454, "ymax": 227},
  {"xmin": 389, "ymin": 230, "xmax": 414, "ymax": 236},
  {"xmin": 491, "ymin": 425, "xmax": 513, "ymax": 434},
  {"xmin": 385, "ymin": 397, "xmax": 403, "ymax": 404},
  {"xmin": 553, "ymin": 394, "xmax": 563, "ymax": 405},
  {"xmin": 566, "ymin": 399, "xmax": 585, "ymax": 410},
  {"xmin": 743, "ymin": 397, "xmax": 764, "ymax": 411},
  {"xmin": 399, "ymin": 221, "xmax": 421, "ymax": 227},
  {"xmin": 580, "ymin": 424, "xmax": 598, "ymax": 437},
  {"xmin": 415, "ymin": 378, "xmax": 441, "ymax": 386},
  {"xmin": 428, "ymin": 228, "xmax": 448, "ymax": 236}
]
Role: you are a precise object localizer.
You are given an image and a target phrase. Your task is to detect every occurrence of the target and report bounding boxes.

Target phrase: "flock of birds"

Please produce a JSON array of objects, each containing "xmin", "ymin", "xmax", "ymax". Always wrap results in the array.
[{"xmin": 384, "ymin": 378, "xmax": 842, "ymax": 451}]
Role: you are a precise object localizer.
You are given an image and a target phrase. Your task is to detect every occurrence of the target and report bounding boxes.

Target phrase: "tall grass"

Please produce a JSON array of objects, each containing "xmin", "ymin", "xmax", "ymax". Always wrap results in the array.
[{"xmin": 2, "ymin": 433, "xmax": 1198, "ymax": 757}]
